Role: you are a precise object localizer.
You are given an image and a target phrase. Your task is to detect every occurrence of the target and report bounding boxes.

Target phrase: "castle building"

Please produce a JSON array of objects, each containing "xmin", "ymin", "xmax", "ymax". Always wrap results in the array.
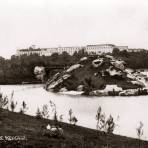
[
  {"xmin": 17, "ymin": 45, "xmax": 83, "ymax": 56},
  {"xmin": 85, "ymin": 44, "xmax": 115, "ymax": 54},
  {"xmin": 16, "ymin": 44, "xmax": 133, "ymax": 57},
  {"xmin": 57, "ymin": 46, "xmax": 82, "ymax": 55},
  {"xmin": 128, "ymin": 48, "xmax": 147, "ymax": 53},
  {"xmin": 116, "ymin": 46, "xmax": 128, "ymax": 51}
]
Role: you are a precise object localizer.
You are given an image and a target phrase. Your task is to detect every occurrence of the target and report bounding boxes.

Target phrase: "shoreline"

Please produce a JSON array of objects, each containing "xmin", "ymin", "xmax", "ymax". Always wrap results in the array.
[
  {"xmin": 51, "ymin": 88, "xmax": 148, "ymax": 97},
  {"xmin": 1, "ymin": 83, "xmax": 148, "ymax": 97}
]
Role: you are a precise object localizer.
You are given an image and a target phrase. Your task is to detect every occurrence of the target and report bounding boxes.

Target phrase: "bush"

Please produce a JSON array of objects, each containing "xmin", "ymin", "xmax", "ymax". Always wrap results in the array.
[
  {"xmin": 19, "ymin": 101, "xmax": 28, "ymax": 114},
  {"xmin": 36, "ymin": 108, "xmax": 43, "ymax": 119},
  {"xmin": 108, "ymin": 90, "xmax": 119, "ymax": 96},
  {"xmin": 0, "ymin": 93, "xmax": 8, "ymax": 109},
  {"xmin": 10, "ymin": 100, "xmax": 17, "ymax": 112}
]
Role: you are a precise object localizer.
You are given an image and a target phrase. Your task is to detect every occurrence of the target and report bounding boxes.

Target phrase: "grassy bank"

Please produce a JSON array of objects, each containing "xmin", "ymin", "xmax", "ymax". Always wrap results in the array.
[{"xmin": 0, "ymin": 109, "xmax": 148, "ymax": 148}]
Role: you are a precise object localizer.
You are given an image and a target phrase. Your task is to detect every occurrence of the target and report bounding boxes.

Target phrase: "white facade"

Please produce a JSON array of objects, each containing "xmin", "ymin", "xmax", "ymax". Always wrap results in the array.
[
  {"xmin": 17, "ymin": 46, "xmax": 83, "ymax": 56},
  {"xmin": 57, "ymin": 46, "xmax": 82, "ymax": 55},
  {"xmin": 116, "ymin": 46, "xmax": 128, "ymax": 51},
  {"xmin": 17, "ymin": 44, "xmax": 135, "ymax": 57},
  {"xmin": 128, "ymin": 48, "xmax": 146, "ymax": 52},
  {"xmin": 17, "ymin": 49, "xmax": 43, "ymax": 56},
  {"xmin": 86, "ymin": 44, "xmax": 115, "ymax": 54}
]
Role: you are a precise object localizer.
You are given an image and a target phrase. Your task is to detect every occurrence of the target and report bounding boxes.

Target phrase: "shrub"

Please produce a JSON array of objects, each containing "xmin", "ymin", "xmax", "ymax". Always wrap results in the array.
[
  {"xmin": 68, "ymin": 109, "xmax": 78, "ymax": 125},
  {"xmin": 20, "ymin": 101, "xmax": 28, "ymax": 114},
  {"xmin": 0, "ymin": 93, "xmax": 8, "ymax": 109},
  {"xmin": 68, "ymin": 109, "xmax": 73, "ymax": 124},
  {"xmin": 136, "ymin": 121, "xmax": 144, "ymax": 148},
  {"xmin": 108, "ymin": 90, "xmax": 119, "ymax": 96},
  {"xmin": 96, "ymin": 106, "xmax": 101, "ymax": 130},
  {"xmin": 71, "ymin": 116, "xmax": 78, "ymax": 125},
  {"xmin": 36, "ymin": 108, "xmax": 43, "ymax": 119},
  {"xmin": 10, "ymin": 100, "xmax": 17, "ymax": 112},
  {"xmin": 41, "ymin": 104, "xmax": 49, "ymax": 119}
]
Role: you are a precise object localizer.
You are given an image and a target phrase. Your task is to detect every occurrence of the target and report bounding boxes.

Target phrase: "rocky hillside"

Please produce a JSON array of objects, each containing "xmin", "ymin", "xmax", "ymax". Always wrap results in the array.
[{"xmin": 46, "ymin": 54, "xmax": 148, "ymax": 96}]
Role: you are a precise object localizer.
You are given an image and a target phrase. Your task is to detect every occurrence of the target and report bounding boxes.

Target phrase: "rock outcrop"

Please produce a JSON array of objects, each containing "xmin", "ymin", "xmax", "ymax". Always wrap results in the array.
[{"xmin": 46, "ymin": 54, "xmax": 148, "ymax": 96}]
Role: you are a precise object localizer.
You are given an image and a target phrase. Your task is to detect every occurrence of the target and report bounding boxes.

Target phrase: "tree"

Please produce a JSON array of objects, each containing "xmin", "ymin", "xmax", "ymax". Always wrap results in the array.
[
  {"xmin": 112, "ymin": 48, "xmax": 119, "ymax": 56},
  {"xmin": 36, "ymin": 108, "xmax": 43, "ymax": 119},
  {"xmin": 136, "ymin": 121, "xmax": 144, "ymax": 148},
  {"xmin": 119, "ymin": 50, "xmax": 128, "ymax": 57},
  {"xmin": 68, "ymin": 109, "xmax": 78, "ymax": 125},
  {"xmin": 49, "ymin": 100, "xmax": 56, "ymax": 112},
  {"xmin": 10, "ymin": 100, "xmax": 17, "ymax": 112},
  {"xmin": 71, "ymin": 116, "xmax": 78, "ymax": 125},
  {"xmin": 73, "ymin": 48, "xmax": 88, "ymax": 62},
  {"xmin": 53, "ymin": 110, "xmax": 59, "ymax": 127},
  {"xmin": 68, "ymin": 108, "xmax": 73, "ymax": 124},
  {"xmin": 106, "ymin": 115, "xmax": 115, "ymax": 134},
  {"xmin": 83, "ymin": 77, "xmax": 94, "ymax": 95},
  {"xmin": 20, "ymin": 101, "xmax": 28, "ymax": 114},
  {"xmin": 96, "ymin": 106, "xmax": 102, "ymax": 130},
  {"xmin": 53, "ymin": 110, "xmax": 58, "ymax": 121},
  {"xmin": 0, "ymin": 93, "xmax": 8, "ymax": 109},
  {"xmin": 59, "ymin": 114, "xmax": 63, "ymax": 122},
  {"xmin": 95, "ymin": 107, "xmax": 116, "ymax": 148},
  {"xmin": 59, "ymin": 51, "xmax": 71, "ymax": 65},
  {"xmin": 41, "ymin": 104, "xmax": 49, "ymax": 119}
]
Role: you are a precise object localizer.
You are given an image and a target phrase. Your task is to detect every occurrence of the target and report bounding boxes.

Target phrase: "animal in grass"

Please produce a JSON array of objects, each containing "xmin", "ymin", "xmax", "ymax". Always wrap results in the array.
[{"xmin": 43, "ymin": 124, "xmax": 64, "ymax": 137}]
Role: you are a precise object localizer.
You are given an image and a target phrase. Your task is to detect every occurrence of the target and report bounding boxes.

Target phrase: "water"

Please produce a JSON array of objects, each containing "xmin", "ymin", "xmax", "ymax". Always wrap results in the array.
[{"xmin": 0, "ymin": 84, "xmax": 148, "ymax": 140}]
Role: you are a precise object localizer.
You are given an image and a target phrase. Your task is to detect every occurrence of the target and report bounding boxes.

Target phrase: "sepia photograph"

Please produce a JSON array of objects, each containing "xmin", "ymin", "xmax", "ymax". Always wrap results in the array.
[{"xmin": 0, "ymin": 0, "xmax": 148, "ymax": 147}]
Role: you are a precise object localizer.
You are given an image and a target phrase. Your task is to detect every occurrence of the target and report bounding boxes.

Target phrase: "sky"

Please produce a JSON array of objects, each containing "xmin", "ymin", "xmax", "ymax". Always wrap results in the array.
[{"xmin": 0, "ymin": 0, "xmax": 148, "ymax": 58}]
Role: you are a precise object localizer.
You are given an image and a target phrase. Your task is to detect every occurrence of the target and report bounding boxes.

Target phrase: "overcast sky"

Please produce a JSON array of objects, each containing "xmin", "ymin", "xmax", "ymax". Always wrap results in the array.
[{"xmin": 0, "ymin": 0, "xmax": 148, "ymax": 58}]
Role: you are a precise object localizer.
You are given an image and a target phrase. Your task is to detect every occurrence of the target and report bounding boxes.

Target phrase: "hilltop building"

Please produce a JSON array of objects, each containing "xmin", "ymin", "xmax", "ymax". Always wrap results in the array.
[
  {"xmin": 86, "ymin": 44, "xmax": 115, "ymax": 54},
  {"xmin": 116, "ymin": 46, "xmax": 128, "ymax": 51},
  {"xmin": 16, "ymin": 45, "xmax": 83, "ymax": 56},
  {"xmin": 128, "ymin": 48, "xmax": 147, "ymax": 53},
  {"xmin": 16, "ymin": 44, "xmax": 147, "ymax": 57}
]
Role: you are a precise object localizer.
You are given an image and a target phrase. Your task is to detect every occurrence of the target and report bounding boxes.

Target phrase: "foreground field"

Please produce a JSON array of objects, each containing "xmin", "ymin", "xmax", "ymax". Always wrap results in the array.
[{"xmin": 0, "ymin": 109, "xmax": 148, "ymax": 148}]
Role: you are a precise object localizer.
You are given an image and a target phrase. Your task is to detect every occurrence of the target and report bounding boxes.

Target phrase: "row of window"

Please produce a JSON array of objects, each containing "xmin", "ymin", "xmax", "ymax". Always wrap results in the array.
[{"xmin": 17, "ymin": 46, "xmax": 114, "ymax": 56}]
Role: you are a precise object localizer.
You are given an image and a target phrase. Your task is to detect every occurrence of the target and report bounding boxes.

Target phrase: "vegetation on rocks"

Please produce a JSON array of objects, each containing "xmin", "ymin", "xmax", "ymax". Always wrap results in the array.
[
  {"xmin": 112, "ymin": 48, "xmax": 148, "ymax": 69},
  {"xmin": 46, "ymin": 54, "xmax": 146, "ymax": 96}
]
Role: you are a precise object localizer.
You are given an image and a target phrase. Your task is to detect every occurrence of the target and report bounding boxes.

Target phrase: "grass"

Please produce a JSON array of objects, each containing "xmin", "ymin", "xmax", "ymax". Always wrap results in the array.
[{"xmin": 0, "ymin": 109, "xmax": 148, "ymax": 148}]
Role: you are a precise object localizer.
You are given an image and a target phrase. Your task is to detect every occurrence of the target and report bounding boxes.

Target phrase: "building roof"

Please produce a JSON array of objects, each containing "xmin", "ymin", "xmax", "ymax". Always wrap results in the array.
[
  {"xmin": 87, "ymin": 44, "xmax": 115, "ymax": 47},
  {"xmin": 19, "ymin": 49, "xmax": 42, "ymax": 52}
]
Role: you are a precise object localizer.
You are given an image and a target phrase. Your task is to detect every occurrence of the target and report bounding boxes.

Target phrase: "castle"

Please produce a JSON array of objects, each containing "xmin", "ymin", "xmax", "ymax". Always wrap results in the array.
[{"xmin": 16, "ymin": 44, "xmax": 146, "ymax": 57}]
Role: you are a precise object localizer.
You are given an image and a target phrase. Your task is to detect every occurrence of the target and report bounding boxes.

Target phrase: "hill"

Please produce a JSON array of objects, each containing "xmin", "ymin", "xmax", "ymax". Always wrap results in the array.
[
  {"xmin": 0, "ymin": 109, "xmax": 148, "ymax": 148},
  {"xmin": 45, "ymin": 55, "xmax": 148, "ymax": 96}
]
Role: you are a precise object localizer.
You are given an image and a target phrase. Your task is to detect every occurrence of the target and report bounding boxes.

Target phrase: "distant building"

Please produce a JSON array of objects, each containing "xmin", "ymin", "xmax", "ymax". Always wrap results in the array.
[
  {"xmin": 17, "ymin": 48, "xmax": 42, "ymax": 56},
  {"xmin": 128, "ymin": 48, "xmax": 147, "ymax": 53},
  {"xmin": 16, "ymin": 43, "xmax": 147, "ymax": 57},
  {"xmin": 57, "ymin": 46, "xmax": 83, "ymax": 55},
  {"xmin": 85, "ymin": 44, "xmax": 115, "ymax": 54},
  {"xmin": 17, "ymin": 45, "xmax": 83, "ymax": 56},
  {"xmin": 116, "ymin": 46, "xmax": 128, "ymax": 51}
]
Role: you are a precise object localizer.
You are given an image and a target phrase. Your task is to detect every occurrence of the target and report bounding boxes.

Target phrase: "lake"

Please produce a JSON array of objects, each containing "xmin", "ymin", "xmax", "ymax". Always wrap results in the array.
[{"xmin": 0, "ymin": 84, "xmax": 148, "ymax": 140}]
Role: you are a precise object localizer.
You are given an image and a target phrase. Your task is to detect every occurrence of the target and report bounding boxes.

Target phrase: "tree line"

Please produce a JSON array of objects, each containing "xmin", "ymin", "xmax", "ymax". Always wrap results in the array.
[
  {"xmin": 0, "ymin": 49, "xmax": 88, "ymax": 84},
  {"xmin": 112, "ymin": 48, "xmax": 148, "ymax": 69}
]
